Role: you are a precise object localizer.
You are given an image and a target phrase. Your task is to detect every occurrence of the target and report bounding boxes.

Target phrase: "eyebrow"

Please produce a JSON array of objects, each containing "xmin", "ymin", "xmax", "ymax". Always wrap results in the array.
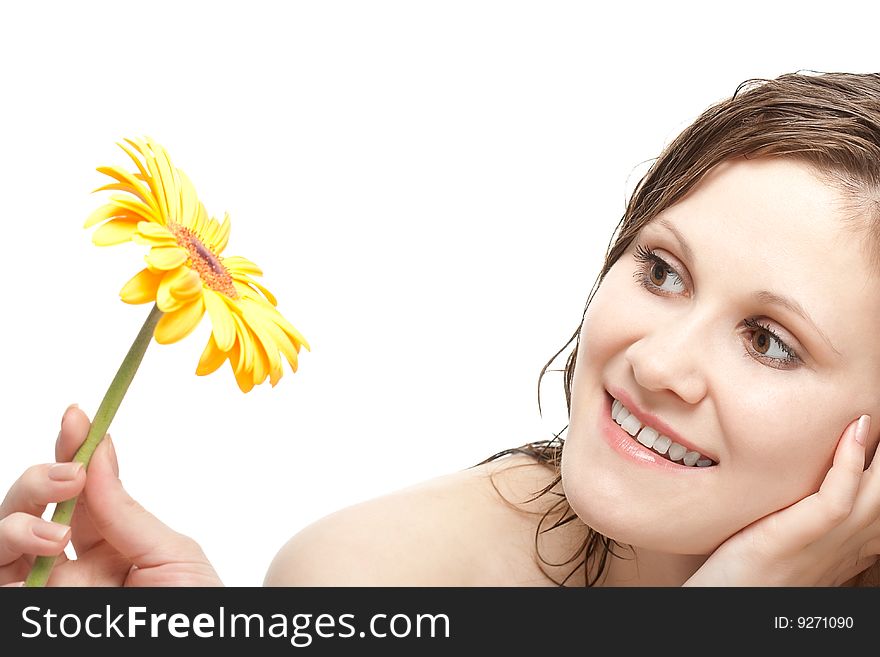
[
  {"xmin": 657, "ymin": 218, "xmax": 697, "ymax": 265},
  {"xmin": 654, "ymin": 218, "xmax": 842, "ymax": 357}
]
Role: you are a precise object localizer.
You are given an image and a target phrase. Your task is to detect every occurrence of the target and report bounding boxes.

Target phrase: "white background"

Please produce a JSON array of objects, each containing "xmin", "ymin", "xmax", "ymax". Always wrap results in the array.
[{"xmin": 0, "ymin": 1, "xmax": 876, "ymax": 586}]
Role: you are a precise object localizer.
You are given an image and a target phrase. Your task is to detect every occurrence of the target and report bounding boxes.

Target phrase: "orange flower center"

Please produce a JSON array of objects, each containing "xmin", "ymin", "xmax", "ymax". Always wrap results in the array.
[{"xmin": 169, "ymin": 224, "xmax": 239, "ymax": 299}]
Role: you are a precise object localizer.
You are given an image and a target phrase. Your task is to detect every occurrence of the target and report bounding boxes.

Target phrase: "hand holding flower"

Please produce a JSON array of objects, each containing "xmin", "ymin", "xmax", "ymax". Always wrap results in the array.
[{"xmin": 1, "ymin": 406, "xmax": 222, "ymax": 586}]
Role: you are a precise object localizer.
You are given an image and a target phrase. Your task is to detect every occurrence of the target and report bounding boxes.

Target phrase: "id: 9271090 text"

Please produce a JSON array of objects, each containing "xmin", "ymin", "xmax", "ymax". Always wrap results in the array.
[{"xmin": 773, "ymin": 616, "xmax": 853, "ymax": 630}]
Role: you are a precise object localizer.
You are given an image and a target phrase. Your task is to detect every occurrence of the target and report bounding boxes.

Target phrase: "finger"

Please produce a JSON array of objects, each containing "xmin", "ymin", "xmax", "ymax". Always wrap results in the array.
[
  {"xmin": 772, "ymin": 416, "xmax": 868, "ymax": 545},
  {"xmin": 83, "ymin": 435, "xmax": 201, "ymax": 568},
  {"xmin": 866, "ymin": 420, "xmax": 880, "ymax": 474},
  {"xmin": 0, "ymin": 550, "xmax": 70, "ymax": 585},
  {"xmin": 52, "ymin": 404, "xmax": 119, "ymax": 554},
  {"xmin": 817, "ymin": 415, "xmax": 870, "ymax": 510},
  {"xmin": 69, "ymin": 438, "xmax": 119, "ymax": 555},
  {"xmin": 55, "ymin": 405, "xmax": 92, "ymax": 463},
  {"xmin": 0, "ymin": 462, "xmax": 85, "ymax": 520},
  {"xmin": 0, "ymin": 513, "xmax": 71, "ymax": 566},
  {"xmin": 0, "ymin": 549, "xmax": 71, "ymax": 586},
  {"xmin": 850, "ymin": 453, "xmax": 880, "ymax": 530}
]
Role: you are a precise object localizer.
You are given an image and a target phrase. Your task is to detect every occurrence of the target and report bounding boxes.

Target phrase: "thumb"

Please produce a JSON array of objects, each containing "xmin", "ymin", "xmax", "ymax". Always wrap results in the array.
[{"xmin": 84, "ymin": 438, "xmax": 197, "ymax": 568}]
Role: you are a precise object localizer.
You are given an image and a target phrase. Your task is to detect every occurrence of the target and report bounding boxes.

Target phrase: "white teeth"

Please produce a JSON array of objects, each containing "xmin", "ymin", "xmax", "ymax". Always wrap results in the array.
[
  {"xmin": 653, "ymin": 435, "xmax": 672, "ymax": 455},
  {"xmin": 610, "ymin": 396, "xmax": 716, "ymax": 467},
  {"xmin": 667, "ymin": 443, "xmax": 687, "ymax": 462},
  {"xmin": 636, "ymin": 426, "xmax": 659, "ymax": 448},
  {"xmin": 620, "ymin": 414, "xmax": 642, "ymax": 436}
]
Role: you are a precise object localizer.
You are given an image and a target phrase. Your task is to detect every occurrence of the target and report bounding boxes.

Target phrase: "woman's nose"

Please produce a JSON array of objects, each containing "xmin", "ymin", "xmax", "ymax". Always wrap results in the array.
[{"xmin": 623, "ymin": 315, "xmax": 709, "ymax": 405}]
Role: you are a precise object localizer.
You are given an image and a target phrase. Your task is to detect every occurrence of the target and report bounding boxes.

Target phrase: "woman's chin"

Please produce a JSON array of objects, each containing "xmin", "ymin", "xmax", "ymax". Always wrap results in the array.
[
  {"xmin": 561, "ymin": 459, "xmax": 725, "ymax": 553},
  {"xmin": 573, "ymin": 505, "xmax": 721, "ymax": 554}
]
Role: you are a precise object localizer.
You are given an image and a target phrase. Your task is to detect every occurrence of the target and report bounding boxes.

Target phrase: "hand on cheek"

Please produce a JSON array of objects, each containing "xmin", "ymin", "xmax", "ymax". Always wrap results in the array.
[{"xmin": 685, "ymin": 415, "xmax": 880, "ymax": 586}]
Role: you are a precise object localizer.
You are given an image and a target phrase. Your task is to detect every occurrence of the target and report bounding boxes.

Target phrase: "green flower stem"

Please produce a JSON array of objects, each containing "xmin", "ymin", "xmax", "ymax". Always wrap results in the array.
[{"xmin": 24, "ymin": 303, "xmax": 164, "ymax": 587}]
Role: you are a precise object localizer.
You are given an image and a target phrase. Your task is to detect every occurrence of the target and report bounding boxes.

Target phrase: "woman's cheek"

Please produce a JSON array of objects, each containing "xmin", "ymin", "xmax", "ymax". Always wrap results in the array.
[
  {"xmin": 580, "ymin": 272, "xmax": 644, "ymax": 359},
  {"xmin": 724, "ymin": 386, "xmax": 835, "ymax": 501}
]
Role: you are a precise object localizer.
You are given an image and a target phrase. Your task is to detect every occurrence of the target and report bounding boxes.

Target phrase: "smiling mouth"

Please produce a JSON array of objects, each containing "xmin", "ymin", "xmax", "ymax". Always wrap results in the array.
[{"xmin": 609, "ymin": 394, "xmax": 718, "ymax": 467}]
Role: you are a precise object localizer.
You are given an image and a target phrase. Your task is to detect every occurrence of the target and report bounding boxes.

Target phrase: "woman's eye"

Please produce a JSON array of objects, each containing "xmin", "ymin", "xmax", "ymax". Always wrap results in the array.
[
  {"xmin": 633, "ymin": 244, "xmax": 686, "ymax": 294},
  {"xmin": 751, "ymin": 327, "xmax": 783, "ymax": 357},
  {"xmin": 743, "ymin": 318, "xmax": 800, "ymax": 368},
  {"xmin": 646, "ymin": 259, "xmax": 685, "ymax": 292}
]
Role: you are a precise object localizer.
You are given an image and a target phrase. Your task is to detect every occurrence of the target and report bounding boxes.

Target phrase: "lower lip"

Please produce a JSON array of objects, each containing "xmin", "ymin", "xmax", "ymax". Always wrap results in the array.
[{"xmin": 600, "ymin": 391, "xmax": 714, "ymax": 473}]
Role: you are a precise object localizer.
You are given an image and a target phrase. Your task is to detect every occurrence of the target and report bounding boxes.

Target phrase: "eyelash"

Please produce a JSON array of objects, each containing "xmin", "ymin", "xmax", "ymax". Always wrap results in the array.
[{"xmin": 632, "ymin": 244, "xmax": 801, "ymax": 370}]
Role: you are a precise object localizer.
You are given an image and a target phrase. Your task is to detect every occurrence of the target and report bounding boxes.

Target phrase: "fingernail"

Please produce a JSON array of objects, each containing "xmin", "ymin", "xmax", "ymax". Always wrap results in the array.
[
  {"xmin": 855, "ymin": 415, "xmax": 871, "ymax": 445},
  {"xmin": 33, "ymin": 521, "xmax": 70, "ymax": 542},
  {"xmin": 48, "ymin": 462, "xmax": 83, "ymax": 481},
  {"xmin": 61, "ymin": 404, "xmax": 79, "ymax": 423},
  {"xmin": 105, "ymin": 436, "xmax": 119, "ymax": 477}
]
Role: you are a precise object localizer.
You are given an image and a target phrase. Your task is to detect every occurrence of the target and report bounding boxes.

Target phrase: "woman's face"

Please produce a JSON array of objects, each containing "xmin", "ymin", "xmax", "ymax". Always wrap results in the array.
[{"xmin": 562, "ymin": 156, "xmax": 880, "ymax": 554}]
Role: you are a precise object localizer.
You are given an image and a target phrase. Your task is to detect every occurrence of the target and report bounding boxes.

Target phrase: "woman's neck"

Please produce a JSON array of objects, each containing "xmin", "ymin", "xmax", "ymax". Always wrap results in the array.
[{"xmin": 598, "ymin": 546, "xmax": 709, "ymax": 587}]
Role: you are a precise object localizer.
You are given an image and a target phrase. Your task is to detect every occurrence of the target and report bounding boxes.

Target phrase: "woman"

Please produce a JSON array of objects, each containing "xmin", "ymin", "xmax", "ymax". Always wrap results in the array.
[{"xmin": 3, "ymin": 70, "xmax": 880, "ymax": 587}]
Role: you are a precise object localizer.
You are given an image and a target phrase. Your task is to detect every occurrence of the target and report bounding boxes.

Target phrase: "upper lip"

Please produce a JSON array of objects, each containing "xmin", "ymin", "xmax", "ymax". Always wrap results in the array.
[{"xmin": 606, "ymin": 385, "xmax": 718, "ymax": 462}]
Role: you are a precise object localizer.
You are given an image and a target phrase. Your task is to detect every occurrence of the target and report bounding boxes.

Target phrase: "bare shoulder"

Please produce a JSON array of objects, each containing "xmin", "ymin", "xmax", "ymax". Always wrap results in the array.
[{"xmin": 263, "ymin": 453, "xmax": 582, "ymax": 586}]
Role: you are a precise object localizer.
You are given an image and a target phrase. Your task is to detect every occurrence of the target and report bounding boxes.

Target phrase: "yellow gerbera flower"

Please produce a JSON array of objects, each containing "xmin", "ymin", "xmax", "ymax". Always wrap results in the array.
[{"xmin": 83, "ymin": 137, "xmax": 309, "ymax": 392}]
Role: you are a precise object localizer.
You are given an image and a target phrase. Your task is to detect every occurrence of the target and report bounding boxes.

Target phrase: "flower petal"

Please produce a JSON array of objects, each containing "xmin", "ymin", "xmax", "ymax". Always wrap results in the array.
[
  {"xmin": 250, "ymin": 334, "xmax": 269, "ymax": 387},
  {"xmin": 196, "ymin": 333, "xmax": 228, "ymax": 376},
  {"xmin": 154, "ymin": 296, "xmax": 205, "ymax": 344},
  {"xmin": 238, "ymin": 316, "xmax": 272, "ymax": 387},
  {"xmin": 243, "ymin": 309, "xmax": 284, "ymax": 375},
  {"xmin": 94, "ymin": 165, "xmax": 156, "ymax": 209},
  {"xmin": 214, "ymin": 212, "xmax": 231, "ymax": 253},
  {"xmin": 234, "ymin": 368, "xmax": 255, "ymax": 393},
  {"xmin": 137, "ymin": 221, "xmax": 176, "ymax": 241},
  {"xmin": 224, "ymin": 256, "xmax": 263, "ymax": 277},
  {"xmin": 230, "ymin": 312, "xmax": 254, "ymax": 374},
  {"xmin": 262, "ymin": 302, "xmax": 310, "ymax": 351},
  {"xmin": 268, "ymin": 361, "xmax": 283, "ymax": 386},
  {"xmin": 118, "ymin": 139, "xmax": 151, "ymax": 182},
  {"xmin": 151, "ymin": 138, "xmax": 178, "ymax": 224},
  {"xmin": 171, "ymin": 269, "xmax": 204, "ymax": 301},
  {"xmin": 107, "ymin": 194, "xmax": 161, "ymax": 224},
  {"xmin": 84, "ymin": 203, "xmax": 125, "ymax": 229},
  {"xmin": 246, "ymin": 302, "xmax": 301, "ymax": 373},
  {"xmin": 156, "ymin": 267, "xmax": 192, "ymax": 312},
  {"xmin": 177, "ymin": 168, "xmax": 202, "ymax": 229},
  {"xmin": 145, "ymin": 245, "xmax": 188, "ymax": 271},
  {"xmin": 203, "ymin": 290, "xmax": 236, "ymax": 352},
  {"xmin": 225, "ymin": 340, "xmax": 255, "ymax": 393},
  {"xmin": 120, "ymin": 138, "xmax": 167, "ymax": 223},
  {"xmin": 137, "ymin": 138, "xmax": 171, "ymax": 223},
  {"xmin": 242, "ymin": 276, "xmax": 278, "ymax": 306},
  {"xmin": 120, "ymin": 268, "xmax": 163, "ymax": 304},
  {"xmin": 193, "ymin": 203, "xmax": 210, "ymax": 236},
  {"xmin": 92, "ymin": 218, "xmax": 139, "ymax": 246}
]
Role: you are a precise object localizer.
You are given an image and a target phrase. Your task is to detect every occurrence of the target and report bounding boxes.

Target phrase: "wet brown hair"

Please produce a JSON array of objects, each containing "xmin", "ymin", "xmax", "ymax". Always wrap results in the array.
[{"xmin": 477, "ymin": 70, "xmax": 880, "ymax": 587}]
